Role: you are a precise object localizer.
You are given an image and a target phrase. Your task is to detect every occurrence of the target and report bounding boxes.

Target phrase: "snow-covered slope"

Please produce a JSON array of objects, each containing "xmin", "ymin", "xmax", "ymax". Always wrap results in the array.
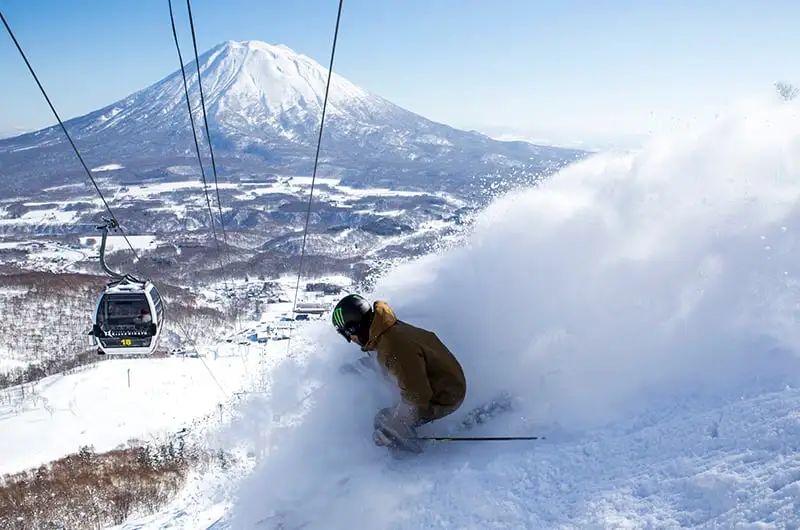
[
  {"xmin": 0, "ymin": 40, "xmax": 581, "ymax": 195},
  {"xmin": 0, "ymin": 347, "xmax": 269, "ymax": 476},
  {"xmin": 0, "ymin": 274, "xmax": 347, "ymax": 480},
  {"xmin": 145, "ymin": 96, "xmax": 800, "ymax": 529}
]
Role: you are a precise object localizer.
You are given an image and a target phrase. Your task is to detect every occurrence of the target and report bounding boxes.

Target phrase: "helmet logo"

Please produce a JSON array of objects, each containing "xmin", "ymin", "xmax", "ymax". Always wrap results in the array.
[{"xmin": 333, "ymin": 306, "xmax": 345, "ymax": 329}]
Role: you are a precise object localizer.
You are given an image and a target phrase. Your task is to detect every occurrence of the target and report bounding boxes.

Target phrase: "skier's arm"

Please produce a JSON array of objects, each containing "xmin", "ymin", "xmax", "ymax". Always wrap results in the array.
[
  {"xmin": 390, "ymin": 348, "xmax": 434, "ymax": 410},
  {"xmin": 338, "ymin": 355, "xmax": 379, "ymax": 376}
]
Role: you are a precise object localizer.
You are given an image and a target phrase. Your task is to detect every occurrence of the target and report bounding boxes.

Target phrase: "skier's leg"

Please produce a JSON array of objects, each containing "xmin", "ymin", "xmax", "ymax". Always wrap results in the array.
[{"xmin": 418, "ymin": 399, "xmax": 465, "ymax": 426}]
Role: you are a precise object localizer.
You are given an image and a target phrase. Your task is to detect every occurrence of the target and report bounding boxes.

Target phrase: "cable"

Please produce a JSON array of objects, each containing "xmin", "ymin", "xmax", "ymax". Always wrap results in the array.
[
  {"xmin": 287, "ymin": 0, "xmax": 344, "ymax": 354},
  {"xmin": 1, "ymin": 10, "xmax": 140, "ymax": 261},
  {"xmin": 183, "ymin": 0, "xmax": 245, "ymax": 329},
  {"xmin": 4, "ymin": 8, "xmax": 233, "ymax": 400},
  {"xmin": 185, "ymin": 0, "xmax": 231, "ymax": 263},
  {"xmin": 169, "ymin": 0, "xmax": 242, "ymax": 338},
  {"xmin": 415, "ymin": 436, "xmax": 545, "ymax": 442},
  {"xmin": 167, "ymin": 0, "xmax": 222, "ymax": 260},
  {"xmin": 174, "ymin": 317, "xmax": 228, "ymax": 399}
]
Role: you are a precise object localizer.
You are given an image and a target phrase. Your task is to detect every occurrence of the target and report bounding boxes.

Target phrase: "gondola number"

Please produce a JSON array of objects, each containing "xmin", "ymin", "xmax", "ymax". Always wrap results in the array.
[{"xmin": 120, "ymin": 338, "xmax": 133, "ymax": 347}]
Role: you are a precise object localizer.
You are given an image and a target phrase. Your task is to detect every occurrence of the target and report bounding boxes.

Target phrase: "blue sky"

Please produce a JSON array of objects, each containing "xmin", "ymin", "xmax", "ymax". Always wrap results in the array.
[{"xmin": 2, "ymin": 0, "xmax": 799, "ymax": 147}]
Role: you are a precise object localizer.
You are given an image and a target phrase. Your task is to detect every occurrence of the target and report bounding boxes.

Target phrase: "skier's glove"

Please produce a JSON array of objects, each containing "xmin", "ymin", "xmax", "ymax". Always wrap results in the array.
[
  {"xmin": 339, "ymin": 356, "xmax": 377, "ymax": 376},
  {"xmin": 338, "ymin": 362, "xmax": 361, "ymax": 376},
  {"xmin": 373, "ymin": 428, "xmax": 392, "ymax": 447},
  {"xmin": 373, "ymin": 404, "xmax": 419, "ymax": 448}
]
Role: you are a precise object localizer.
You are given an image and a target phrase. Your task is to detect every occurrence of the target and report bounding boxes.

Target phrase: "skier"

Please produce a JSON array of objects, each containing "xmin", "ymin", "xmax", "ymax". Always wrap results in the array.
[{"xmin": 332, "ymin": 294, "xmax": 466, "ymax": 452}]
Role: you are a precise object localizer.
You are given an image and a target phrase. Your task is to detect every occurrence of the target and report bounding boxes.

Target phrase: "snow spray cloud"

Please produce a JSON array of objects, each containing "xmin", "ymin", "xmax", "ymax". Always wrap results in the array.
[
  {"xmin": 229, "ymin": 98, "xmax": 800, "ymax": 526},
  {"xmin": 227, "ymin": 321, "xmax": 414, "ymax": 528},
  {"xmin": 375, "ymin": 98, "xmax": 800, "ymax": 429}
]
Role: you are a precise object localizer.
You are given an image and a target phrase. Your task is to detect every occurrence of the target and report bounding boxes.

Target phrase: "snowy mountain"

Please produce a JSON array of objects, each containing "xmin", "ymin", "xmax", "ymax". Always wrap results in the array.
[
  {"xmin": 0, "ymin": 40, "xmax": 564, "ymax": 272},
  {"xmin": 0, "ymin": 40, "xmax": 582, "ymax": 195}
]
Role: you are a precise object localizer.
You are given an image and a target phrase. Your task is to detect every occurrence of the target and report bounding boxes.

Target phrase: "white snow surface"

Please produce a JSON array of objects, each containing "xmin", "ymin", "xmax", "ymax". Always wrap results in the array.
[
  {"xmin": 113, "ymin": 180, "xmax": 238, "ymax": 201},
  {"xmin": 79, "ymin": 234, "xmax": 158, "ymax": 253},
  {"xmin": 233, "ymin": 177, "xmax": 432, "ymax": 204},
  {"xmin": 0, "ymin": 208, "xmax": 79, "ymax": 226},
  {"xmin": 0, "ymin": 240, "xmax": 91, "ymax": 272},
  {"xmin": 163, "ymin": 98, "xmax": 800, "ymax": 529},
  {"xmin": 0, "ymin": 356, "xmax": 27, "ymax": 373},
  {"xmin": 0, "ymin": 345, "xmax": 274, "ymax": 476},
  {"xmin": 11, "ymin": 97, "xmax": 798, "ymax": 527},
  {"xmin": 91, "ymin": 163, "xmax": 125, "ymax": 172},
  {"xmin": 194, "ymin": 40, "xmax": 373, "ymax": 121}
]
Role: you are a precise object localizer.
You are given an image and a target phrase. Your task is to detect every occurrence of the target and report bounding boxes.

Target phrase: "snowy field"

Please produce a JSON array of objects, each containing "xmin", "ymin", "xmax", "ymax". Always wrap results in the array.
[
  {"xmin": 0, "ymin": 207, "xmax": 80, "ymax": 226},
  {"xmin": 234, "ymin": 175, "xmax": 459, "ymax": 208},
  {"xmin": 0, "ymin": 239, "xmax": 92, "ymax": 272},
  {"xmin": 0, "ymin": 342, "xmax": 285, "ymax": 476},
  {"xmin": 0, "ymin": 174, "xmax": 462, "ymax": 263},
  {"xmin": 79, "ymin": 234, "xmax": 159, "ymax": 254},
  {"xmin": 131, "ymin": 387, "xmax": 800, "ymax": 528},
  {"xmin": 91, "ymin": 163, "xmax": 125, "ymax": 172},
  {"xmin": 0, "ymin": 236, "xmax": 157, "ymax": 272},
  {"xmin": 0, "ymin": 355, "xmax": 28, "ymax": 373},
  {"xmin": 113, "ymin": 97, "xmax": 800, "ymax": 529},
  {"xmin": 0, "ymin": 273, "xmax": 345, "ymax": 479}
]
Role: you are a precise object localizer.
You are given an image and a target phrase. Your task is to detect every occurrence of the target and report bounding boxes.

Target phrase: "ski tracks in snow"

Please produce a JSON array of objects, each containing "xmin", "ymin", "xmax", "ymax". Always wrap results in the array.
[
  {"xmin": 392, "ymin": 388, "xmax": 800, "ymax": 528},
  {"xmin": 239, "ymin": 387, "xmax": 800, "ymax": 529},
  {"xmin": 131, "ymin": 387, "xmax": 800, "ymax": 529}
]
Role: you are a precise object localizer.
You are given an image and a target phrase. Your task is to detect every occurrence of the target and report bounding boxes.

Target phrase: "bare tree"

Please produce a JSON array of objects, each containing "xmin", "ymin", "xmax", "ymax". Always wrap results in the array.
[{"xmin": 775, "ymin": 81, "xmax": 799, "ymax": 101}]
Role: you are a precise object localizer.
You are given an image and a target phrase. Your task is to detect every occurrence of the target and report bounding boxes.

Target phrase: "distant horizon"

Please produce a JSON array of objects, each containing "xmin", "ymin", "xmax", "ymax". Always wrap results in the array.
[{"xmin": 2, "ymin": 1, "xmax": 799, "ymax": 149}]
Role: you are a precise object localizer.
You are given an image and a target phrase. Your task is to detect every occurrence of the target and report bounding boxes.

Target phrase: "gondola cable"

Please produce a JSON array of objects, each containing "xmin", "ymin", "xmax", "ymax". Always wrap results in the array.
[
  {"xmin": 167, "ymin": 0, "xmax": 224, "ymax": 266},
  {"xmin": 3, "ymin": 11, "xmax": 196, "ymax": 360},
  {"xmin": 174, "ymin": 319, "xmax": 229, "ymax": 398},
  {"xmin": 168, "ymin": 0, "xmax": 225, "ymax": 276},
  {"xmin": 0, "ymin": 10, "xmax": 140, "ymax": 262},
  {"xmin": 167, "ymin": 0, "xmax": 247, "ymax": 393},
  {"xmin": 184, "ymin": 0, "xmax": 232, "ymax": 264},
  {"xmin": 174, "ymin": 0, "xmax": 245, "ymax": 336},
  {"xmin": 286, "ymin": 0, "xmax": 345, "ymax": 356}
]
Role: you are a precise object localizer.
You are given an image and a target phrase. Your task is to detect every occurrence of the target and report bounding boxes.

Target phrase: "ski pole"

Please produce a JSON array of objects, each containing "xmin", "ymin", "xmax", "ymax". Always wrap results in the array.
[{"xmin": 415, "ymin": 436, "xmax": 545, "ymax": 442}]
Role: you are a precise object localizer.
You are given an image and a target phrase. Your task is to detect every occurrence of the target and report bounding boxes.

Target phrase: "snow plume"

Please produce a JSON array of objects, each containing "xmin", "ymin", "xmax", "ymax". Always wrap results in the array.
[
  {"xmin": 227, "ymin": 98, "xmax": 800, "ymax": 527},
  {"xmin": 376, "ymin": 98, "xmax": 800, "ymax": 428},
  {"xmin": 226, "ymin": 330, "xmax": 412, "ymax": 528}
]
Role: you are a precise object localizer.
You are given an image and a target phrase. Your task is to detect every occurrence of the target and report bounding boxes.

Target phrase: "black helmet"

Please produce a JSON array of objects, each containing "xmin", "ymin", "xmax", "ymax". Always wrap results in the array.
[{"xmin": 332, "ymin": 294, "xmax": 373, "ymax": 342}]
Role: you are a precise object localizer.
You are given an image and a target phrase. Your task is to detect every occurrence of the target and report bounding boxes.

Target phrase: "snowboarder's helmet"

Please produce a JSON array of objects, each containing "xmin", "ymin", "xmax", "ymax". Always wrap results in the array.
[{"xmin": 332, "ymin": 294, "xmax": 373, "ymax": 342}]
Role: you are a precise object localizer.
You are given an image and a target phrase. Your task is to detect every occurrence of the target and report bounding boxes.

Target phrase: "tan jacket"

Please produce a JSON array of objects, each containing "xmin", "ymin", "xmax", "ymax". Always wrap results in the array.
[{"xmin": 364, "ymin": 301, "xmax": 466, "ymax": 421}]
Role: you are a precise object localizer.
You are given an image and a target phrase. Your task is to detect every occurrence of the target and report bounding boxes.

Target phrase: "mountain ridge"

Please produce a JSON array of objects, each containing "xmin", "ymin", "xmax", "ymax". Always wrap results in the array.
[{"xmin": 0, "ymin": 40, "xmax": 582, "ymax": 195}]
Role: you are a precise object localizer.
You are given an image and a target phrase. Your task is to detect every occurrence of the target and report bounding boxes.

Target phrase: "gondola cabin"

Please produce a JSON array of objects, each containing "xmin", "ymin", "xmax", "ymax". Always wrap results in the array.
[{"xmin": 92, "ymin": 279, "xmax": 164, "ymax": 355}]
